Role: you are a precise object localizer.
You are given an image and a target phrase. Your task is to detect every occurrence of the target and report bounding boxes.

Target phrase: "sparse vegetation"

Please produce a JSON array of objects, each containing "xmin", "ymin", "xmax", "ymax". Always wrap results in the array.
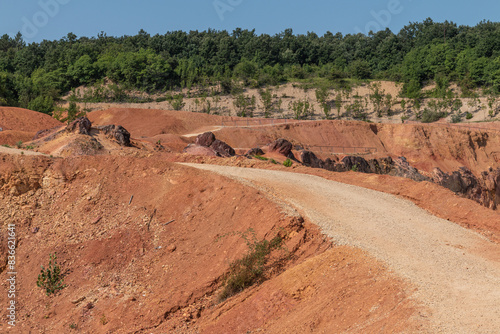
[
  {"xmin": 37, "ymin": 253, "xmax": 66, "ymax": 296},
  {"xmin": 218, "ymin": 229, "xmax": 286, "ymax": 301},
  {"xmin": 170, "ymin": 94, "xmax": 185, "ymax": 111},
  {"xmin": 283, "ymin": 158, "xmax": 293, "ymax": 167}
]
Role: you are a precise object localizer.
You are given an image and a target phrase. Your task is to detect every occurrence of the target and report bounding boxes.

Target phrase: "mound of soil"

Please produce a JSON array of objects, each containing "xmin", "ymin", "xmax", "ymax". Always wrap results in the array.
[
  {"xmin": 0, "ymin": 107, "xmax": 62, "ymax": 145},
  {"xmin": 87, "ymin": 108, "xmax": 235, "ymax": 137},
  {"xmin": 0, "ymin": 107, "xmax": 62, "ymax": 132}
]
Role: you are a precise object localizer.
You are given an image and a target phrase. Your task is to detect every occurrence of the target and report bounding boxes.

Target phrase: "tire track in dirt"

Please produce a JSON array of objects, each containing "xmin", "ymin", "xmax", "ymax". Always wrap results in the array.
[{"xmin": 181, "ymin": 163, "xmax": 500, "ymax": 334}]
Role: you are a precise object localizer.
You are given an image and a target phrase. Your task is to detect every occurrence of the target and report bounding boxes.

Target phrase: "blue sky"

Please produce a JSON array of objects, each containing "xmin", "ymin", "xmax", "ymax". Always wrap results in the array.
[{"xmin": 1, "ymin": 0, "xmax": 500, "ymax": 42}]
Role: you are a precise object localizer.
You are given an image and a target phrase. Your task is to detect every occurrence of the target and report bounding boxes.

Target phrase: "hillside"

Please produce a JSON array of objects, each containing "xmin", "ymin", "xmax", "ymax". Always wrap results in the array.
[{"xmin": 0, "ymin": 107, "xmax": 499, "ymax": 332}]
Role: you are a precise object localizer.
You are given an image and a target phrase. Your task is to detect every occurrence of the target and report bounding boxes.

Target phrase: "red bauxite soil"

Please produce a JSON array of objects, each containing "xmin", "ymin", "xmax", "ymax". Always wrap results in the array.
[
  {"xmin": 0, "ymin": 107, "xmax": 499, "ymax": 333},
  {"xmin": 0, "ymin": 107, "xmax": 62, "ymax": 145}
]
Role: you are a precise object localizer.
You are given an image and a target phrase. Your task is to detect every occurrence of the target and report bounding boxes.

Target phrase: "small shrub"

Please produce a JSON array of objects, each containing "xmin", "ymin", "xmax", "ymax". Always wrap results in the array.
[
  {"xmin": 254, "ymin": 155, "xmax": 269, "ymax": 161},
  {"xmin": 351, "ymin": 163, "xmax": 359, "ymax": 172},
  {"xmin": 466, "ymin": 112, "xmax": 473, "ymax": 120},
  {"xmin": 420, "ymin": 108, "xmax": 446, "ymax": 123},
  {"xmin": 16, "ymin": 141, "xmax": 23, "ymax": 148},
  {"xmin": 37, "ymin": 253, "xmax": 66, "ymax": 296},
  {"xmin": 25, "ymin": 145, "xmax": 34, "ymax": 150},
  {"xmin": 283, "ymin": 158, "xmax": 292, "ymax": 167},
  {"xmin": 270, "ymin": 159, "xmax": 278, "ymax": 164},
  {"xmin": 219, "ymin": 229, "xmax": 286, "ymax": 301},
  {"xmin": 451, "ymin": 113, "xmax": 463, "ymax": 123},
  {"xmin": 170, "ymin": 94, "xmax": 185, "ymax": 110},
  {"xmin": 69, "ymin": 323, "xmax": 77, "ymax": 329},
  {"xmin": 100, "ymin": 314, "xmax": 108, "ymax": 325}
]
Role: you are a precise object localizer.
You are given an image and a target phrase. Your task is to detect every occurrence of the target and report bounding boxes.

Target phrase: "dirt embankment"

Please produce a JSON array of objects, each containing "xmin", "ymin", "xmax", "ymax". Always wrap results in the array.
[
  {"xmin": 0, "ymin": 107, "xmax": 62, "ymax": 146},
  {"xmin": 185, "ymin": 163, "xmax": 500, "ymax": 333},
  {"xmin": 0, "ymin": 154, "xmax": 425, "ymax": 333},
  {"xmin": 208, "ymin": 121, "xmax": 500, "ymax": 176}
]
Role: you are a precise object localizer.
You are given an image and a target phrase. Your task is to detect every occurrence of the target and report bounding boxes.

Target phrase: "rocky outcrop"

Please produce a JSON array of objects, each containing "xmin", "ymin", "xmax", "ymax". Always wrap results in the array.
[
  {"xmin": 97, "ymin": 125, "xmax": 131, "ymax": 147},
  {"xmin": 269, "ymin": 139, "xmax": 293, "ymax": 157},
  {"xmin": 195, "ymin": 132, "xmax": 216, "ymax": 147},
  {"xmin": 33, "ymin": 126, "xmax": 61, "ymax": 141},
  {"xmin": 246, "ymin": 148, "xmax": 265, "ymax": 156},
  {"xmin": 192, "ymin": 132, "xmax": 235, "ymax": 158},
  {"xmin": 211, "ymin": 139, "xmax": 235, "ymax": 157},
  {"xmin": 432, "ymin": 167, "xmax": 500, "ymax": 210},
  {"xmin": 66, "ymin": 117, "xmax": 92, "ymax": 135},
  {"xmin": 299, "ymin": 149, "xmax": 499, "ymax": 210},
  {"xmin": 301, "ymin": 151, "xmax": 324, "ymax": 169},
  {"xmin": 301, "ymin": 151, "xmax": 428, "ymax": 182},
  {"xmin": 392, "ymin": 157, "xmax": 430, "ymax": 182}
]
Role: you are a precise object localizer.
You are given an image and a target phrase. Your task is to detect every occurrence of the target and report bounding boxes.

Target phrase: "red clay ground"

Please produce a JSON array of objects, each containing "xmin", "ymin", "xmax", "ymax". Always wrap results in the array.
[
  {"xmin": 0, "ymin": 107, "xmax": 499, "ymax": 333},
  {"xmin": 0, "ymin": 154, "xmax": 426, "ymax": 333},
  {"xmin": 0, "ymin": 107, "xmax": 62, "ymax": 146}
]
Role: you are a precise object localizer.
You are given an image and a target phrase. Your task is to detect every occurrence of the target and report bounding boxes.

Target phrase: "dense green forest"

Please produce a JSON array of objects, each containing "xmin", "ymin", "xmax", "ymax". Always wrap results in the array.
[{"xmin": 1, "ymin": 18, "xmax": 500, "ymax": 114}]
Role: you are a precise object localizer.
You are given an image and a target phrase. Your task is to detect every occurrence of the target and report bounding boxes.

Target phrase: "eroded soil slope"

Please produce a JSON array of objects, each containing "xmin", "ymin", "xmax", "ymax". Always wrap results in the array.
[
  {"xmin": 185, "ymin": 163, "xmax": 500, "ymax": 333},
  {"xmin": 0, "ymin": 154, "xmax": 425, "ymax": 333},
  {"xmin": 0, "ymin": 107, "xmax": 62, "ymax": 146}
]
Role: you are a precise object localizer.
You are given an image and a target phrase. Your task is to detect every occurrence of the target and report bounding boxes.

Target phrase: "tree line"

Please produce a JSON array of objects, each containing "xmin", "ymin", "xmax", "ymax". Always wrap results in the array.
[{"xmin": 1, "ymin": 18, "xmax": 500, "ymax": 114}]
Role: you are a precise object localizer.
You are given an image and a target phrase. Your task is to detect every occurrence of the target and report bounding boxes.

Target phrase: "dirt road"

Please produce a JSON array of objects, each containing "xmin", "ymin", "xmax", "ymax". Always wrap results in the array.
[{"xmin": 182, "ymin": 163, "xmax": 500, "ymax": 333}]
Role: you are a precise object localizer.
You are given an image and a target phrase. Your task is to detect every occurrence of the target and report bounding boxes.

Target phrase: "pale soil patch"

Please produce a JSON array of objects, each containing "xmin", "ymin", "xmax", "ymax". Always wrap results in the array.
[
  {"xmin": 182, "ymin": 163, "xmax": 500, "ymax": 334},
  {"xmin": 0, "ymin": 145, "xmax": 47, "ymax": 156}
]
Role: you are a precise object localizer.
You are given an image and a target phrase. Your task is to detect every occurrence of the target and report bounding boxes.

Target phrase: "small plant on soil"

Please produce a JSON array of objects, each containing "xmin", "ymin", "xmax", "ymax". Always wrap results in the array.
[
  {"xmin": 283, "ymin": 158, "xmax": 293, "ymax": 167},
  {"xmin": 254, "ymin": 155, "xmax": 269, "ymax": 161},
  {"xmin": 37, "ymin": 253, "xmax": 66, "ymax": 296},
  {"xmin": 15, "ymin": 141, "xmax": 22, "ymax": 148},
  {"xmin": 218, "ymin": 229, "xmax": 287, "ymax": 301}
]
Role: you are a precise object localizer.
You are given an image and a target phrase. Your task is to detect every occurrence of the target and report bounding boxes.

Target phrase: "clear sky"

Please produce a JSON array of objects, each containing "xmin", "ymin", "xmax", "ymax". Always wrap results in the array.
[{"xmin": 1, "ymin": 0, "xmax": 500, "ymax": 42}]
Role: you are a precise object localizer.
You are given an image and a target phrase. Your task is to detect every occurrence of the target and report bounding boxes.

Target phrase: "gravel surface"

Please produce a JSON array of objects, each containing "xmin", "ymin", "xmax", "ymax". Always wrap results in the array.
[{"xmin": 182, "ymin": 163, "xmax": 500, "ymax": 334}]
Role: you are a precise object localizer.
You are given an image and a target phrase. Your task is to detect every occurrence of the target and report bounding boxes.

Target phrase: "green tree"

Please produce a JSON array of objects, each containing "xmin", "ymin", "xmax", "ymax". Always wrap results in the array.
[
  {"xmin": 27, "ymin": 96, "xmax": 54, "ymax": 114},
  {"xmin": 315, "ymin": 86, "xmax": 331, "ymax": 119},
  {"xmin": 259, "ymin": 88, "xmax": 273, "ymax": 117}
]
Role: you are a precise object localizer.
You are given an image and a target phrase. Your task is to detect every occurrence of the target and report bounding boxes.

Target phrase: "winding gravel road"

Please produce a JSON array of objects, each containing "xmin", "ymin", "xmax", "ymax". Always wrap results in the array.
[{"xmin": 181, "ymin": 163, "xmax": 500, "ymax": 334}]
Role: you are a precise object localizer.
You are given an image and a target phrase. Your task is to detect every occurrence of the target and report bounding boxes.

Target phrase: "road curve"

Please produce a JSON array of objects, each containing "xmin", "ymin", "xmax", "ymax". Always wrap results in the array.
[{"xmin": 181, "ymin": 163, "xmax": 500, "ymax": 334}]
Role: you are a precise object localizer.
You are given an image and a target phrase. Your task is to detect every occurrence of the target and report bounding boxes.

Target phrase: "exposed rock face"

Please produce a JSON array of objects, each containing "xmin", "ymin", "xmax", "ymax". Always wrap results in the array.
[
  {"xmin": 301, "ymin": 151, "xmax": 324, "ymax": 169},
  {"xmin": 98, "ymin": 125, "xmax": 131, "ymax": 147},
  {"xmin": 392, "ymin": 157, "xmax": 430, "ymax": 182},
  {"xmin": 183, "ymin": 144, "xmax": 219, "ymax": 157},
  {"xmin": 483, "ymin": 168, "xmax": 500, "ymax": 210},
  {"xmin": 211, "ymin": 139, "xmax": 235, "ymax": 157},
  {"xmin": 301, "ymin": 152, "xmax": 428, "ymax": 182},
  {"xmin": 66, "ymin": 117, "xmax": 92, "ymax": 135},
  {"xmin": 33, "ymin": 126, "xmax": 60, "ymax": 141},
  {"xmin": 299, "ymin": 149, "xmax": 499, "ymax": 210},
  {"xmin": 341, "ymin": 156, "xmax": 371, "ymax": 173},
  {"xmin": 432, "ymin": 167, "xmax": 500, "ymax": 210},
  {"xmin": 246, "ymin": 148, "xmax": 265, "ymax": 156},
  {"xmin": 195, "ymin": 132, "xmax": 216, "ymax": 147},
  {"xmin": 269, "ymin": 139, "xmax": 293, "ymax": 157}
]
